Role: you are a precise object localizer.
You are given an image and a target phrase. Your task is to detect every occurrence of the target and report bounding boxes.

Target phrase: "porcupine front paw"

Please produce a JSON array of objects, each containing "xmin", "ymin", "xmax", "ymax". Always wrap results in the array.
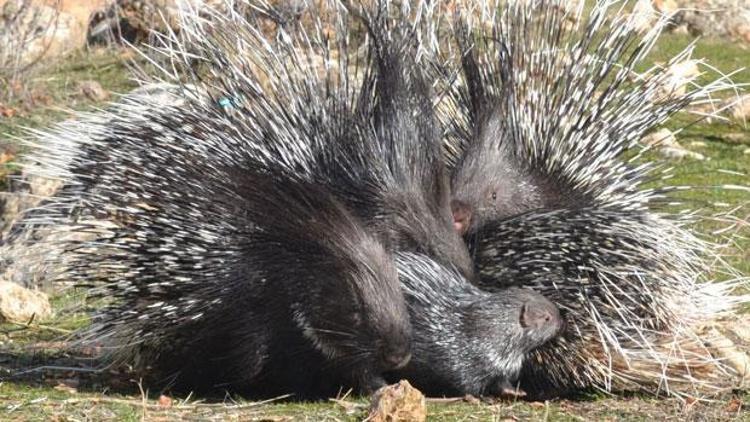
[
  {"xmin": 358, "ymin": 372, "xmax": 388, "ymax": 395},
  {"xmin": 493, "ymin": 379, "xmax": 527, "ymax": 398}
]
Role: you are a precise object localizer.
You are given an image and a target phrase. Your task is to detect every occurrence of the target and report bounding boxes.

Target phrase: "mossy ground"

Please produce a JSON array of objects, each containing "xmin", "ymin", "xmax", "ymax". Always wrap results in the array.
[{"xmin": 1, "ymin": 27, "xmax": 749, "ymax": 421}]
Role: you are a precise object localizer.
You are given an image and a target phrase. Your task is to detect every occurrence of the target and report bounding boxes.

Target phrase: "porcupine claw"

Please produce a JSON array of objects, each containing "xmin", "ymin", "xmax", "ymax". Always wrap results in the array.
[{"xmin": 500, "ymin": 387, "xmax": 527, "ymax": 399}]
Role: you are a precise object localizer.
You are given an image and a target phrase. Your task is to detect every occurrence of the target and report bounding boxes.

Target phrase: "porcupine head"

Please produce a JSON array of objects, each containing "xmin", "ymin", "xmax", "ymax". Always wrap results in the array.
[
  {"xmin": 446, "ymin": 13, "xmax": 582, "ymax": 236},
  {"xmin": 394, "ymin": 253, "xmax": 563, "ymax": 396}
]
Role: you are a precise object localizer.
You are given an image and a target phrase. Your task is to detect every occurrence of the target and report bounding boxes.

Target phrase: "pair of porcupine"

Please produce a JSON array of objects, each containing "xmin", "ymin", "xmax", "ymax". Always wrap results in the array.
[{"xmin": 15, "ymin": 0, "xmax": 747, "ymax": 399}]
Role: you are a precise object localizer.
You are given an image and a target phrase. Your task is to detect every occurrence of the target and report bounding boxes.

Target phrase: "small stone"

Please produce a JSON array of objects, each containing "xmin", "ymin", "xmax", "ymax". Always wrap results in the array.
[
  {"xmin": 628, "ymin": 0, "xmax": 657, "ymax": 33},
  {"xmin": 0, "ymin": 151, "xmax": 14, "ymax": 164},
  {"xmin": 729, "ymin": 95, "xmax": 750, "ymax": 122},
  {"xmin": 725, "ymin": 397, "xmax": 742, "ymax": 413},
  {"xmin": 723, "ymin": 133, "xmax": 747, "ymax": 144},
  {"xmin": 641, "ymin": 128, "xmax": 677, "ymax": 147},
  {"xmin": 77, "ymin": 80, "xmax": 109, "ymax": 102},
  {"xmin": 660, "ymin": 60, "xmax": 700, "ymax": 98},
  {"xmin": 688, "ymin": 141, "xmax": 707, "ymax": 148},
  {"xmin": 670, "ymin": 24, "xmax": 690, "ymax": 35},
  {"xmin": 653, "ymin": 0, "xmax": 678, "ymax": 15},
  {"xmin": 0, "ymin": 280, "xmax": 52, "ymax": 323},
  {"xmin": 727, "ymin": 315, "xmax": 750, "ymax": 343},
  {"xmin": 158, "ymin": 394, "xmax": 173, "ymax": 408},
  {"xmin": 368, "ymin": 380, "xmax": 426, "ymax": 422},
  {"xmin": 660, "ymin": 146, "xmax": 705, "ymax": 160},
  {"xmin": 53, "ymin": 380, "xmax": 79, "ymax": 394},
  {"xmin": 703, "ymin": 327, "xmax": 750, "ymax": 386},
  {"xmin": 1, "ymin": 0, "xmax": 21, "ymax": 18},
  {"xmin": 744, "ymin": 148, "xmax": 750, "ymax": 155}
]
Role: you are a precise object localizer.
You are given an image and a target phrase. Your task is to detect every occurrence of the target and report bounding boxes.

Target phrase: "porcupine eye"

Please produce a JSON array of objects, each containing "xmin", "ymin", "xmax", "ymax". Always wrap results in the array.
[{"xmin": 490, "ymin": 191, "xmax": 498, "ymax": 203}]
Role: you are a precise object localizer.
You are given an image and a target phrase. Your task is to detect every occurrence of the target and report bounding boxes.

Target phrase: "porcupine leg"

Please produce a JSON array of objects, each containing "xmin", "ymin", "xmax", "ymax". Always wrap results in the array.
[{"xmin": 360, "ymin": 374, "xmax": 389, "ymax": 394}]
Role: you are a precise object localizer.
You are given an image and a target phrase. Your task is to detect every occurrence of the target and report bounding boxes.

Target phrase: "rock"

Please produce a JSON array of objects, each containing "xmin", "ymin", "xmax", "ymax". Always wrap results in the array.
[
  {"xmin": 0, "ymin": 1, "xmax": 85, "ymax": 65},
  {"xmin": 654, "ymin": 0, "xmax": 678, "ymax": 15},
  {"xmin": 628, "ymin": 0, "xmax": 658, "ymax": 33},
  {"xmin": 77, "ymin": 80, "xmax": 109, "ymax": 102},
  {"xmin": 641, "ymin": 128, "xmax": 705, "ymax": 160},
  {"xmin": 744, "ymin": 148, "xmax": 750, "ymax": 155},
  {"xmin": 689, "ymin": 141, "xmax": 707, "ymax": 148},
  {"xmin": 368, "ymin": 380, "xmax": 427, "ymax": 422},
  {"xmin": 659, "ymin": 60, "xmax": 700, "ymax": 99},
  {"xmin": 723, "ymin": 133, "xmax": 747, "ymax": 144},
  {"xmin": 727, "ymin": 8, "xmax": 750, "ymax": 42},
  {"xmin": 660, "ymin": 145, "xmax": 706, "ymax": 160},
  {"xmin": 0, "ymin": 279, "xmax": 52, "ymax": 323},
  {"xmin": 669, "ymin": 1, "xmax": 750, "ymax": 42},
  {"xmin": 729, "ymin": 94, "xmax": 750, "ymax": 122},
  {"xmin": 1, "ymin": 163, "xmax": 65, "ymax": 236},
  {"xmin": 641, "ymin": 128, "xmax": 678, "ymax": 147},
  {"xmin": 703, "ymin": 327, "xmax": 750, "ymax": 386},
  {"xmin": 1, "ymin": 222, "xmax": 100, "ymax": 289},
  {"xmin": 726, "ymin": 314, "xmax": 750, "ymax": 344},
  {"xmin": 158, "ymin": 394, "xmax": 173, "ymax": 408},
  {"xmin": 87, "ymin": 0, "xmax": 234, "ymax": 46}
]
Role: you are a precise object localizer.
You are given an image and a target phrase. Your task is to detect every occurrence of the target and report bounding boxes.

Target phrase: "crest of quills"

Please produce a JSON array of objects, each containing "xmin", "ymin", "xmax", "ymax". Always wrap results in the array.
[{"xmin": 16, "ymin": 0, "xmax": 749, "ymax": 399}]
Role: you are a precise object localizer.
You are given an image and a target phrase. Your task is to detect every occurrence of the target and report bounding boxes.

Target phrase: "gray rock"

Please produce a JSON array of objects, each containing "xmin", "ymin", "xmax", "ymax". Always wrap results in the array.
[{"xmin": 0, "ymin": 279, "xmax": 52, "ymax": 323}]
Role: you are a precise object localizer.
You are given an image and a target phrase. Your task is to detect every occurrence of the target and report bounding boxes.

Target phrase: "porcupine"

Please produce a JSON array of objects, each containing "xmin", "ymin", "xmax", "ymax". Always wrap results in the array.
[
  {"xmin": 14, "ymin": 0, "xmax": 575, "ymax": 398},
  {"xmin": 51, "ymin": 122, "xmax": 416, "ymax": 396},
  {"xmin": 436, "ymin": 0, "xmax": 747, "ymax": 396},
  {"xmin": 297, "ymin": 20, "xmax": 572, "ymax": 386},
  {"xmin": 390, "ymin": 252, "xmax": 563, "ymax": 397},
  {"xmin": 17, "ymin": 1, "xmax": 431, "ymax": 397}
]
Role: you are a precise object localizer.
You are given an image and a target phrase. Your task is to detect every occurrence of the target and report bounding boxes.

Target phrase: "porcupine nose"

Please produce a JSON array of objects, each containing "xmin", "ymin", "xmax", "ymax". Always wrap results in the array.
[
  {"xmin": 380, "ymin": 343, "xmax": 412, "ymax": 371},
  {"xmin": 520, "ymin": 295, "xmax": 564, "ymax": 335},
  {"xmin": 451, "ymin": 199, "xmax": 472, "ymax": 235}
]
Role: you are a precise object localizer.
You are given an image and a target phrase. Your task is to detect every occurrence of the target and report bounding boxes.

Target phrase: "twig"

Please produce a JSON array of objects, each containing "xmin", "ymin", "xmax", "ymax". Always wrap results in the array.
[{"xmin": 5, "ymin": 321, "xmax": 74, "ymax": 335}]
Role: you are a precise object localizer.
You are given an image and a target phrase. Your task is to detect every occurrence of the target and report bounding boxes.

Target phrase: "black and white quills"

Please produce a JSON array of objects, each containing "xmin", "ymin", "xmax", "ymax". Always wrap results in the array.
[
  {"xmin": 22, "ymin": 1, "xmax": 423, "ymax": 396},
  {"xmin": 17, "ymin": 0, "xmax": 746, "ymax": 400},
  {"xmin": 19, "ymin": 0, "xmax": 561, "ymax": 397},
  {"xmin": 438, "ymin": 0, "xmax": 748, "ymax": 397}
]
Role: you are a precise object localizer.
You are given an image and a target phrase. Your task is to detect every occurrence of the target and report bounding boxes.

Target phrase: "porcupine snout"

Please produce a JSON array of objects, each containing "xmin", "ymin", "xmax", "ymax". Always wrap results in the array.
[
  {"xmin": 451, "ymin": 199, "xmax": 472, "ymax": 235},
  {"xmin": 520, "ymin": 295, "xmax": 564, "ymax": 337},
  {"xmin": 378, "ymin": 332, "xmax": 412, "ymax": 371}
]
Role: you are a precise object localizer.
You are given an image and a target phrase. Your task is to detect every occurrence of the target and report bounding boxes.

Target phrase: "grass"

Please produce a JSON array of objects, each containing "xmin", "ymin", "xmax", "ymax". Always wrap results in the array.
[
  {"xmin": 0, "ymin": 48, "xmax": 137, "ymax": 190},
  {"xmin": 638, "ymin": 32, "xmax": 750, "ymax": 276},
  {"xmin": 0, "ymin": 23, "xmax": 750, "ymax": 422},
  {"xmin": 0, "ymin": 48, "xmax": 137, "ymax": 138}
]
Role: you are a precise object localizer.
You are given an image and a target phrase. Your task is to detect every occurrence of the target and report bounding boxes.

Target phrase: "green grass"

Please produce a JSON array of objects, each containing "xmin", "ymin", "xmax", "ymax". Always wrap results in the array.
[
  {"xmin": 0, "ymin": 48, "xmax": 137, "ymax": 139},
  {"xmin": 0, "ymin": 382, "xmax": 747, "ymax": 421},
  {"xmin": 0, "ymin": 48, "xmax": 138, "ymax": 190},
  {"xmin": 639, "ymin": 32, "xmax": 750, "ymax": 276},
  {"xmin": 1, "ymin": 25, "xmax": 750, "ymax": 422}
]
